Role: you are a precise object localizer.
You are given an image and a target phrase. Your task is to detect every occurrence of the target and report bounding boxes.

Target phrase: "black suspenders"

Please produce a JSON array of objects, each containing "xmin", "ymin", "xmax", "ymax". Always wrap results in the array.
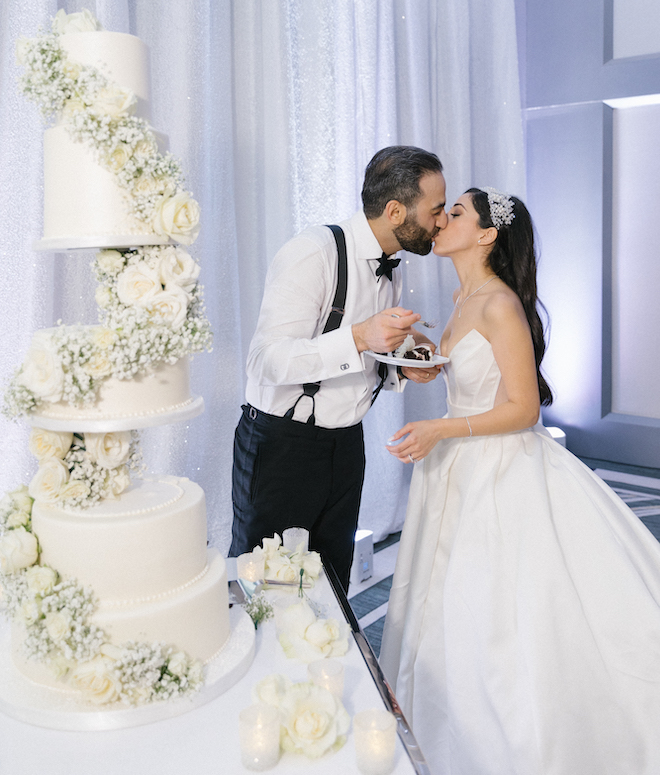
[{"xmin": 284, "ymin": 225, "xmax": 348, "ymax": 425}]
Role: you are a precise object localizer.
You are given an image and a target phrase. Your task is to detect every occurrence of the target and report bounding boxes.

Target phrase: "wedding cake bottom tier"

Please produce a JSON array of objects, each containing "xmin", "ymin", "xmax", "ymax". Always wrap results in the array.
[{"xmin": 11, "ymin": 548, "xmax": 230, "ymax": 691}]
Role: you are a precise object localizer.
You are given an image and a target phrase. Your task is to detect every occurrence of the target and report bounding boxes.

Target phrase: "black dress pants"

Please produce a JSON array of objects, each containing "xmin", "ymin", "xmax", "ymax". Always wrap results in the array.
[{"xmin": 229, "ymin": 404, "xmax": 365, "ymax": 591}]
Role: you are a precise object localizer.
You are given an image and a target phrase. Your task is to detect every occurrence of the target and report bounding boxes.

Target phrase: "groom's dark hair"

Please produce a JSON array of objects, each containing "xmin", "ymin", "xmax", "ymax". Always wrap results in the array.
[{"xmin": 362, "ymin": 145, "xmax": 443, "ymax": 219}]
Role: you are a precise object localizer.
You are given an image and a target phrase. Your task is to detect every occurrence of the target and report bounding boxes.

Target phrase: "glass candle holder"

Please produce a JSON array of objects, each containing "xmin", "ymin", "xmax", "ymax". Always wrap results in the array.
[
  {"xmin": 236, "ymin": 552, "xmax": 265, "ymax": 582},
  {"xmin": 239, "ymin": 703, "xmax": 280, "ymax": 771},
  {"xmin": 282, "ymin": 526, "xmax": 309, "ymax": 553},
  {"xmin": 307, "ymin": 658, "xmax": 344, "ymax": 698},
  {"xmin": 354, "ymin": 708, "xmax": 397, "ymax": 775}
]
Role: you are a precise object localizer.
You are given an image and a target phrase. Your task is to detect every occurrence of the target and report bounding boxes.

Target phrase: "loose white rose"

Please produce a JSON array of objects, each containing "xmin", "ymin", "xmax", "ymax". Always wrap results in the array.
[
  {"xmin": 81, "ymin": 352, "xmax": 113, "ymax": 379},
  {"xmin": 19, "ymin": 598, "xmax": 41, "ymax": 626},
  {"xmin": 116, "ymin": 262, "xmax": 162, "ymax": 307},
  {"xmin": 28, "ymin": 428, "xmax": 73, "ymax": 461},
  {"xmin": 9, "ymin": 484, "xmax": 33, "ymax": 513},
  {"xmin": 95, "ymin": 286, "xmax": 113, "ymax": 309},
  {"xmin": 91, "ymin": 85, "xmax": 136, "ymax": 119},
  {"xmin": 29, "ymin": 458, "xmax": 69, "ymax": 503},
  {"xmin": 279, "ymin": 681, "xmax": 350, "ymax": 758},
  {"xmin": 157, "ymin": 247, "xmax": 200, "ymax": 292},
  {"xmin": 52, "ymin": 8, "xmax": 102, "ymax": 34},
  {"xmin": 260, "ymin": 534, "xmax": 283, "ymax": 560},
  {"xmin": 0, "ymin": 528, "xmax": 38, "ymax": 574},
  {"xmin": 59, "ymin": 479, "xmax": 91, "ymax": 501},
  {"xmin": 152, "ymin": 192, "xmax": 201, "ymax": 246},
  {"xmin": 252, "ymin": 673, "xmax": 293, "ymax": 708},
  {"xmin": 300, "ymin": 550, "xmax": 322, "ymax": 581},
  {"xmin": 105, "ymin": 144, "xmax": 131, "ymax": 172},
  {"xmin": 17, "ymin": 331, "xmax": 64, "ymax": 403},
  {"xmin": 70, "ymin": 656, "xmax": 122, "ymax": 705},
  {"xmin": 266, "ymin": 553, "xmax": 299, "ymax": 584},
  {"xmin": 25, "ymin": 565, "xmax": 58, "ymax": 596},
  {"xmin": 6, "ymin": 510, "xmax": 31, "ymax": 528},
  {"xmin": 96, "ymin": 250, "xmax": 126, "ymax": 275},
  {"xmin": 147, "ymin": 286, "xmax": 190, "ymax": 329},
  {"xmin": 85, "ymin": 431, "xmax": 131, "ymax": 469},
  {"xmin": 167, "ymin": 651, "xmax": 189, "ymax": 678},
  {"xmin": 106, "ymin": 466, "xmax": 131, "ymax": 498},
  {"xmin": 45, "ymin": 609, "xmax": 72, "ymax": 642},
  {"xmin": 277, "ymin": 600, "xmax": 349, "ymax": 663}
]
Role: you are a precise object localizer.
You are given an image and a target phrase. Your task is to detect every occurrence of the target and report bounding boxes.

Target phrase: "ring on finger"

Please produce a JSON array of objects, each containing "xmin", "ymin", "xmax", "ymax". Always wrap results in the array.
[{"xmin": 408, "ymin": 454, "xmax": 415, "ymax": 463}]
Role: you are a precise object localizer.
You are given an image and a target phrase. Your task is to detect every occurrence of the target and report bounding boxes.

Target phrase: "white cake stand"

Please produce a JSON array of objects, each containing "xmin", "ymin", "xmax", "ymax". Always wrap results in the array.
[
  {"xmin": 0, "ymin": 606, "xmax": 255, "ymax": 731},
  {"xmin": 33, "ymin": 235, "xmax": 172, "ymax": 252}
]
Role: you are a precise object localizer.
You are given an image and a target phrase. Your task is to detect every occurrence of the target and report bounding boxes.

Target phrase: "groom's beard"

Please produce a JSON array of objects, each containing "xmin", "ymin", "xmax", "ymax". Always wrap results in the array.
[{"xmin": 393, "ymin": 212, "xmax": 435, "ymax": 255}]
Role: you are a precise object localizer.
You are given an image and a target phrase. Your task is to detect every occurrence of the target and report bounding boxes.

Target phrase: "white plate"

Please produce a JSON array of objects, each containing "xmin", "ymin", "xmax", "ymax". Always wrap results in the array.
[{"xmin": 364, "ymin": 351, "xmax": 449, "ymax": 368}]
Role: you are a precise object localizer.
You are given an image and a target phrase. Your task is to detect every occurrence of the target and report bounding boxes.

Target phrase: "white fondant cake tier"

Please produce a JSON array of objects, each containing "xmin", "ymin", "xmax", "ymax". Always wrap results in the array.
[
  {"xmin": 31, "ymin": 478, "xmax": 208, "ymax": 601},
  {"xmin": 41, "ymin": 125, "xmax": 169, "ymax": 248},
  {"xmin": 11, "ymin": 548, "xmax": 230, "ymax": 689},
  {"xmin": 59, "ymin": 31, "xmax": 152, "ymax": 121},
  {"xmin": 30, "ymin": 352, "xmax": 201, "ymax": 431}
]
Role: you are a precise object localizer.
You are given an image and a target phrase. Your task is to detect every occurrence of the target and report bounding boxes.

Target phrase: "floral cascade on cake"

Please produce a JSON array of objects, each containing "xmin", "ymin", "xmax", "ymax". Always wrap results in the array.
[{"xmin": 0, "ymin": 10, "xmax": 231, "ymax": 715}]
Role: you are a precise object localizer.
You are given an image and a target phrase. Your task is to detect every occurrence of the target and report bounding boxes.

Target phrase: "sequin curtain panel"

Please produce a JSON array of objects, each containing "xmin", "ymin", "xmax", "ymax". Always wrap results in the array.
[{"xmin": 0, "ymin": 0, "xmax": 524, "ymax": 548}]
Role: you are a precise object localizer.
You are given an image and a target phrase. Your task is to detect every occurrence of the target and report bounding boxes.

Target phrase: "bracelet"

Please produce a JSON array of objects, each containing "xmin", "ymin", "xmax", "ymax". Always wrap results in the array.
[{"xmin": 465, "ymin": 416, "xmax": 473, "ymax": 437}]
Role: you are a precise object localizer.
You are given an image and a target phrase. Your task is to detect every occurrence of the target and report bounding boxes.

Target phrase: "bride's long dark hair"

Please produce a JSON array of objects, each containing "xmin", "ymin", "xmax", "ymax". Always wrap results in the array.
[{"xmin": 467, "ymin": 188, "xmax": 553, "ymax": 406}]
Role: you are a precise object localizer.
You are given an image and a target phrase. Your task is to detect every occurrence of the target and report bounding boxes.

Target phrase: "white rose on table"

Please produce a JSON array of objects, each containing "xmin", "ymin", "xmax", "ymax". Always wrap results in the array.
[
  {"xmin": 96, "ymin": 250, "xmax": 125, "ymax": 275},
  {"xmin": 91, "ymin": 85, "xmax": 136, "ymax": 119},
  {"xmin": 116, "ymin": 262, "xmax": 162, "ymax": 307},
  {"xmin": 266, "ymin": 553, "xmax": 299, "ymax": 584},
  {"xmin": 26, "ymin": 565, "xmax": 58, "ymax": 596},
  {"xmin": 17, "ymin": 331, "xmax": 64, "ymax": 403},
  {"xmin": 70, "ymin": 656, "xmax": 122, "ymax": 705},
  {"xmin": 252, "ymin": 672, "xmax": 293, "ymax": 708},
  {"xmin": 152, "ymin": 192, "xmax": 201, "ymax": 246},
  {"xmin": 106, "ymin": 466, "xmax": 131, "ymax": 499},
  {"xmin": 279, "ymin": 681, "xmax": 350, "ymax": 758},
  {"xmin": 0, "ymin": 528, "xmax": 38, "ymax": 574},
  {"xmin": 157, "ymin": 247, "xmax": 201, "ymax": 292},
  {"xmin": 52, "ymin": 8, "xmax": 103, "ymax": 34},
  {"xmin": 277, "ymin": 600, "xmax": 348, "ymax": 663},
  {"xmin": 147, "ymin": 286, "xmax": 190, "ymax": 329},
  {"xmin": 28, "ymin": 428, "xmax": 73, "ymax": 461},
  {"xmin": 19, "ymin": 598, "xmax": 41, "ymax": 626},
  {"xmin": 85, "ymin": 431, "xmax": 131, "ymax": 469},
  {"xmin": 29, "ymin": 458, "xmax": 69, "ymax": 503},
  {"xmin": 8, "ymin": 484, "xmax": 33, "ymax": 513}
]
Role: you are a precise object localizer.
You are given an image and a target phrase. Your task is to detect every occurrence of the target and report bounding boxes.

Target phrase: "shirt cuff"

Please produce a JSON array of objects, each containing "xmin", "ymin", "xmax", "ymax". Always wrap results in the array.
[{"xmin": 317, "ymin": 325, "xmax": 364, "ymax": 376}]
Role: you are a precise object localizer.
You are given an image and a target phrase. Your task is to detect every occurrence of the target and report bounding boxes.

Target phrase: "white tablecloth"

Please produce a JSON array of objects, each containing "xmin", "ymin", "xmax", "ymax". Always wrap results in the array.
[{"xmin": 0, "ymin": 570, "xmax": 419, "ymax": 775}]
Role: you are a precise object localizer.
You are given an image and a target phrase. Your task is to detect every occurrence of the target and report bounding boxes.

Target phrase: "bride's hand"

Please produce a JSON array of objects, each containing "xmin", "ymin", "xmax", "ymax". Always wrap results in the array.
[{"xmin": 386, "ymin": 420, "xmax": 445, "ymax": 463}]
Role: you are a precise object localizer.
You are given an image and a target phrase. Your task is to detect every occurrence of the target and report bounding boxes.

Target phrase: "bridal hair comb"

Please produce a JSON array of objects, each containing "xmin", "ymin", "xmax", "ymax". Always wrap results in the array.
[{"xmin": 481, "ymin": 187, "xmax": 515, "ymax": 229}]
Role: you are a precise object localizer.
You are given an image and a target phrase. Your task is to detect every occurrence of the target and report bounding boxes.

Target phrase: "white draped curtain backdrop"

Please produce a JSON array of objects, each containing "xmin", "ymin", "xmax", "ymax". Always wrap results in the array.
[{"xmin": 0, "ymin": 0, "xmax": 524, "ymax": 549}]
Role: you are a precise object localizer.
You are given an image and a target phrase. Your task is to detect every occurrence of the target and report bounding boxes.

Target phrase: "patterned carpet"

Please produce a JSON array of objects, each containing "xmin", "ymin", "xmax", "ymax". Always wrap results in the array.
[{"xmin": 348, "ymin": 460, "xmax": 660, "ymax": 657}]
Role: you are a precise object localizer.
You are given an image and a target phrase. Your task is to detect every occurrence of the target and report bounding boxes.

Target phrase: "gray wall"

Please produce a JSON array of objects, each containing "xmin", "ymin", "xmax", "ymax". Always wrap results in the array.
[{"xmin": 516, "ymin": 0, "xmax": 660, "ymax": 468}]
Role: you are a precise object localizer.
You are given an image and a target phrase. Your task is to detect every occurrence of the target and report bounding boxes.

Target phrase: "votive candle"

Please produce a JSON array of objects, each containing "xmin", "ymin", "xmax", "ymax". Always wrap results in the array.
[
  {"xmin": 354, "ymin": 708, "xmax": 397, "ymax": 775},
  {"xmin": 236, "ymin": 552, "xmax": 265, "ymax": 582},
  {"xmin": 282, "ymin": 526, "xmax": 309, "ymax": 553},
  {"xmin": 239, "ymin": 703, "xmax": 280, "ymax": 771}
]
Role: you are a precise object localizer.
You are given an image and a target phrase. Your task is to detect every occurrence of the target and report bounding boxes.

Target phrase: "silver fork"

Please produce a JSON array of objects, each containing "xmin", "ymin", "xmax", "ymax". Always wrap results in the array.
[{"xmin": 419, "ymin": 318, "xmax": 440, "ymax": 329}]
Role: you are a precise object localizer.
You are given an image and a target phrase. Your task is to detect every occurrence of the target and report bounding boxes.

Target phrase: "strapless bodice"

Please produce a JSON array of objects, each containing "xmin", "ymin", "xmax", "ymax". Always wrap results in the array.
[{"xmin": 442, "ymin": 329, "xmax": 501, "ymax": 417}]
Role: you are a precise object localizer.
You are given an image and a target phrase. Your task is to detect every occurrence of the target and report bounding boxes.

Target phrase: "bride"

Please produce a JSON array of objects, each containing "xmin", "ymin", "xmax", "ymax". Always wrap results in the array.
[{"xmin": 380, "ymin": 188, "xmax": 660, "ymax": 775}]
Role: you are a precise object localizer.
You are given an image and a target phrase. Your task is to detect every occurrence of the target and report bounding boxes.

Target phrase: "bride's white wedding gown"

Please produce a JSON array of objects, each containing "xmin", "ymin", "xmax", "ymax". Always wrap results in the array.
[{"xmin": 380, "ymin": 329, "xmax": 660, "ymax": 775}]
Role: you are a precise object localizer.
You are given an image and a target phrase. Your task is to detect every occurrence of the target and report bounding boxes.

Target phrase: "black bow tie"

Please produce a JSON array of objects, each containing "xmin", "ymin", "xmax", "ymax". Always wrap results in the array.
[{"xmin": 375, "ymin": 252, "xmax": 401, "ymax": 281}]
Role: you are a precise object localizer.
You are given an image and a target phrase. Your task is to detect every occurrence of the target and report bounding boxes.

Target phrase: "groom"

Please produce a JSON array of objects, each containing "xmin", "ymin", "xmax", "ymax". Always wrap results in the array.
[{"xmin": 230, "ymin": 145, "xmax": 447, "ymax": 590}]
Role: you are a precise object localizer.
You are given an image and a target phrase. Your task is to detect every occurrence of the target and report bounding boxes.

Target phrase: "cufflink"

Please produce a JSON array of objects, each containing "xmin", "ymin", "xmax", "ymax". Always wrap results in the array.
[{"xmin": 340, "ymin": 363, "xmax": 349, "ymax": 370}]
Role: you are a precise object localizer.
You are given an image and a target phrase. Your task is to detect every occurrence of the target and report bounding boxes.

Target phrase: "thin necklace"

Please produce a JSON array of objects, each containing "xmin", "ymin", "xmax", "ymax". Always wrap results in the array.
[{"xmin": 455, "ymin": 276, "xmax": 496, "ymax": 318}]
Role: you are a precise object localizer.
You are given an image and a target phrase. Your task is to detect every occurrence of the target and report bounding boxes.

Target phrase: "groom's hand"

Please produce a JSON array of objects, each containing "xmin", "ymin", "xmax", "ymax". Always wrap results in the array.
[{"xmin": 352, "ymin": 307, "xmax": 420, "ymax": 354}]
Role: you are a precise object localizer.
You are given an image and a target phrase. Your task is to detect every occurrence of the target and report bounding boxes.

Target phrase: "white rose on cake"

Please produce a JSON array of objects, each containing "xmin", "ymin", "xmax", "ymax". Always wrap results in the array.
[
  {"xmin": 59, "ymin": 479, "xmax": 92, "ymax": 501},
  {"xmin": 147, "ymin": 286, "xmax": 190, "ymax": 329},
  {"xmin": 96, "ymin": 250, "xmax": 126, "ymax": 275},
  {"xmin": 8, "ymin": 484, "xmax": 33, "ymax": 514},
  {"xmin": 45, "ymin": 609, "xmax": 73, "ymax": 642},
  {"xmin": 0, "ymin": 528, "xmax": 38, "ymax": 574},
  {"xmin": 95, "ymin": 286, "xmax": 113, "ymax": 309},
  {"xmin": 19, "ymin": 598, "xmax": 42, "ymax": 626},
  {"xmin": 85, "ymin": 431, "xmax": 131, "ymax": 469},
  {"xmin": 25, "ymin": 565, "xmax": 58, "ymax": 596},
  {"xmin": 106, "ymin": 466, "xmax": 131, "ymax": 498},
  {"xmin": 157, "ymin": 247, "xmax": 201, "ymax": 292},
  {"xmin": 82, "ymin": 352, "xmax": 113, "ymax": 379},
  {"xmin": 5, "ymin": 509, "xmax": 31, "ymax": 529},
  {"xmin": 116, "ymin": 262, "xmax": 162, "ymax": 307},
  {"xmin": 91, "ymin": 85, "xmax": 136, "ymax": 119},
  {"xmin": 28, "ymin": 428, "xmax": 73, "ymax": 461},
  {"xmin": 70, "ymin": 655, "xmax": 122, "ymax": 705},
  {"xmin": 17, "ymin": 331, "xmax": 64, "ymax": 403},
  {"xmin": 29, "ymin": 458, "xmax": 69, "ymax": 503},
  {"xmin": 15, "ymin": 37, "xmax": 32, "ymax": 67},
  {"xmin": 52, "ymin": 8, "xmax": 103, "ymax": 34},
  {"xmin": 152, "ymin": 192, "xmax": 201, "ymax": 246},
  {"xmin": 105, "ymin": 143, "xmax": 131, "ymax": 173},
  {"xmin": 92, "ymin": 327, "xmax": 117, "ymax": 350}
]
